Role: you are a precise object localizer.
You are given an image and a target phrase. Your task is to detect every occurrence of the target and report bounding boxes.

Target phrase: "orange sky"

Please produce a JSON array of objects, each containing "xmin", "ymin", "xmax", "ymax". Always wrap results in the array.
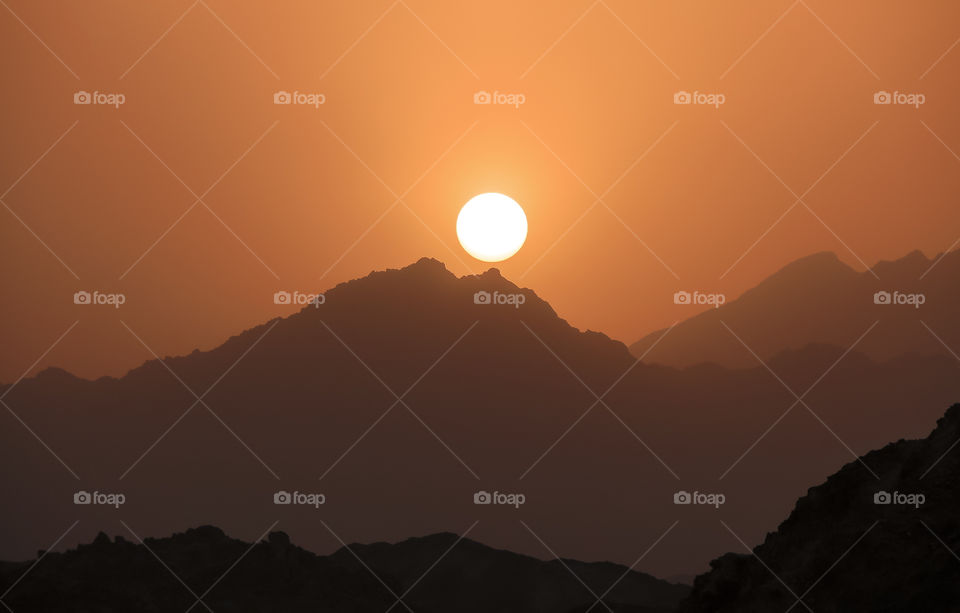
[{"xmin": 2, "ymin": 0, "xmax": 960, "ymax": 381}]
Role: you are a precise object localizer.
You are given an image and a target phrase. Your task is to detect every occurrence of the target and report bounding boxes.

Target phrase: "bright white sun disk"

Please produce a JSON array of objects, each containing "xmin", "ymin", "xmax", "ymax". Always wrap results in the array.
[{"xmin": 456, "ymin": 193, "xmax": 527, "ymax": 262}]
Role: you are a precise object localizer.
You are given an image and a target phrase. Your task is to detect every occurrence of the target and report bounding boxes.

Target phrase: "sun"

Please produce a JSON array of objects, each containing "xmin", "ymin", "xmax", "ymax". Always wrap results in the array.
[{"xmin": 456, "ymin": 193, "xmax": 528, "ymax": 262}]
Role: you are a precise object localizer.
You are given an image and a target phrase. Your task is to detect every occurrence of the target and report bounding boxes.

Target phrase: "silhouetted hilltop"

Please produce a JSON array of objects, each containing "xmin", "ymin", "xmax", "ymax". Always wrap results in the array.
[
  {"xmin": 630, "ymin": 249, "xmax": 960, "ymax": 368},
  {"xmin": 0, "ymin": 528, "xmax": 689, "ymax": 613},
  {"xmin": 1, "ymin": 258, "xmax": 957, "ymax": 580},
  {"xmin": 680, "ymin": 403, "xmax": 960, "ymax": 612}
]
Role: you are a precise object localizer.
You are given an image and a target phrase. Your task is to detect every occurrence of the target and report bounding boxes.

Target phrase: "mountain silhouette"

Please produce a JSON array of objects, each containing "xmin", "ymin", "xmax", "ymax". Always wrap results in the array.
[
  {"xmin": 0, "ymin": 526, "xmax": 689, "ymax": 612},
  {"xmin": 679, "ymin": 403, "xmax": 960, "ymax": 612},
  {"xmin": 630, "ymin": 250, "xmax": 960, "ymax": 368},
  {"xmin": 1, "ymin": 258, "xmax": 958, "ymax": 579}
]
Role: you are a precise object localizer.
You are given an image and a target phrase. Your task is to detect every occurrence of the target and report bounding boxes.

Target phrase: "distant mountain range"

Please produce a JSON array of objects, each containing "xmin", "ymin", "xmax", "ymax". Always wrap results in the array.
[
  {"xmin": 631, "ymin": 250, "xmax": 960, "ymax": 368},
  {"xmin": 0, "ymin": 528, "xmax": 689, "ymax": 612},
  {"xmin": 2, "ymin": 256, "xmax": 958, "ymax": 580},
  {"xmin": 680, "ymin": 402, "xmax": 960, "ymax": 612}
]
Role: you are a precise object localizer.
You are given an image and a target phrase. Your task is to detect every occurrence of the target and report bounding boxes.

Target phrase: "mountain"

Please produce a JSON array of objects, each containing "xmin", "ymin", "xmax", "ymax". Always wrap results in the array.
[
  {"xmin": 2, "ymin": 258, "xmax": 958, "ymax": 579},
  {"xmin": 0, "ymin": 527, "xmax": 689, "ymax": 612},
  {"xmin": 630, "ymin": 250, "xmax": 960, "ymax": 368},
  {"xmin": 679, "ymin": 403, "xmax": 960, "ymax": 612}
]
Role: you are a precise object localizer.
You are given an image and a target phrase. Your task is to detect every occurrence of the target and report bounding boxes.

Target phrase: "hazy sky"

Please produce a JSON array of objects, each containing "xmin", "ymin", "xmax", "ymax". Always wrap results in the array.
[{"xmin": 2, "ymin": 0, "xmax": 960, "ymax": 380}]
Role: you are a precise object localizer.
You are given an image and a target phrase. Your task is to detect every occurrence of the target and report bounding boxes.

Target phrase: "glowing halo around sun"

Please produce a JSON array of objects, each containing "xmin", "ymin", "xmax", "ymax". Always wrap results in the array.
[{"xmin": 456, "ymin": 193, "xmax": 528, "ymax": 262}]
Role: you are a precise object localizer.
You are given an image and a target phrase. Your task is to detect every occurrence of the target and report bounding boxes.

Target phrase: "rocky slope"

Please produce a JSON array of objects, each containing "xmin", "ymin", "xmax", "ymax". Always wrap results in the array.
[{"xmin": 679, "ymin": 403, "xmax": 960, "ymax": 612}]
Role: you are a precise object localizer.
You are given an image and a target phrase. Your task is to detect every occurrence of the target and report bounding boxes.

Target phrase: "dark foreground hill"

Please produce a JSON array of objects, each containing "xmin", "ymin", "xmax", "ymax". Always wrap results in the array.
[
  {"xmin": 0, "ymin": 528, "xmax": 689, "ymax": 613},
  {"xmin": 1, "ymin": 258, "xmax": 958, "ymax": 578},
  {"xmin": 680, "ymin": 403, "xmax": 960, "ymax": 612}
]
